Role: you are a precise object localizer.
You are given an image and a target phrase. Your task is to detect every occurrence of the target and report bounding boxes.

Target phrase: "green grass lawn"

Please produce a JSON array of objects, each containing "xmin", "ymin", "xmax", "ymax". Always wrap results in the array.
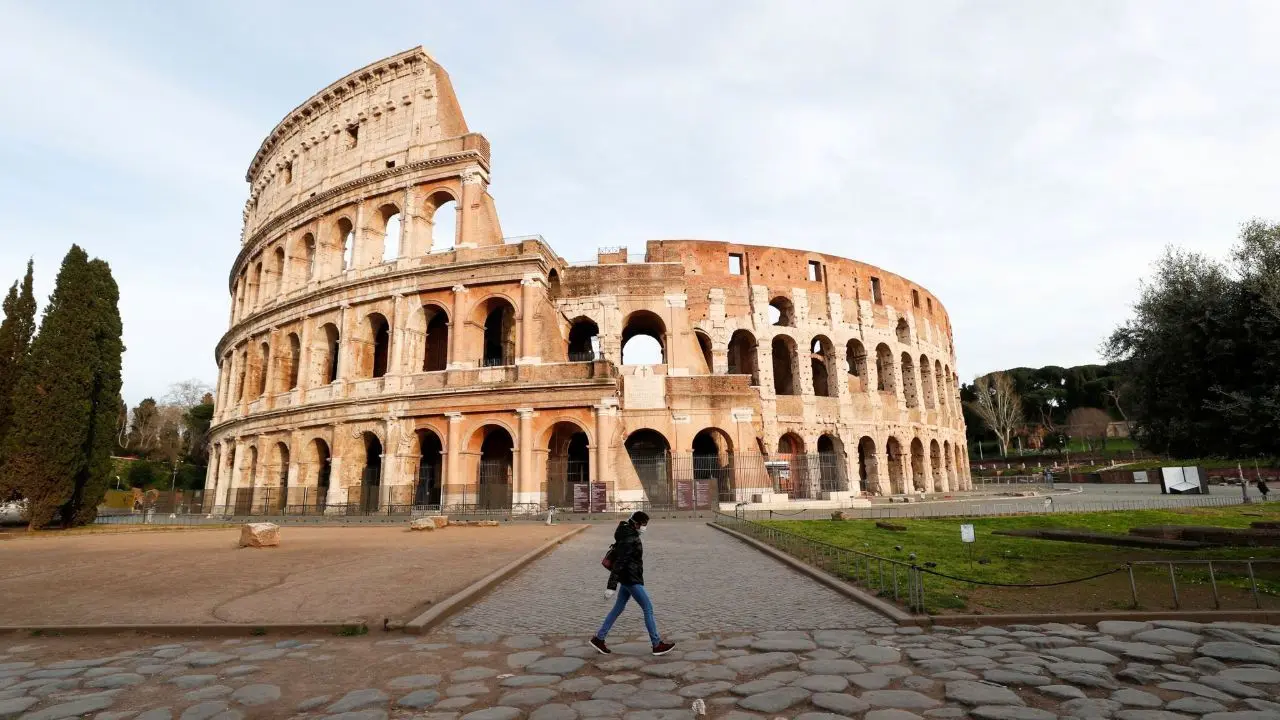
[{"xmin": 759, "ymin": 505, "xmax": 1280, "ymax": 615}]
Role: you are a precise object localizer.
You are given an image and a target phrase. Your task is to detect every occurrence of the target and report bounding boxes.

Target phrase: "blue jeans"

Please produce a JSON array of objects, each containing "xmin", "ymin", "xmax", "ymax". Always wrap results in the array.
[{"xmin": 596, "ymin": 584, "xmax": 661, "ymax": 645}]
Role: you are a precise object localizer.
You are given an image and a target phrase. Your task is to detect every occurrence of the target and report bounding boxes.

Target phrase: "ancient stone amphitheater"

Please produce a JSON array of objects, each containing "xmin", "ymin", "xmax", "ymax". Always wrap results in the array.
[{"xmin": 204, "ymin": 47, "xmax": 970, "ymax": 515}]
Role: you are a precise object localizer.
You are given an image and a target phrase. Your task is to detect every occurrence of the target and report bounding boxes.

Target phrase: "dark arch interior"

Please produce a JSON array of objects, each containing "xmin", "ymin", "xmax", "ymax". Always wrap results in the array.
[
  {"xmin": 727, "ymin": 330, "xmax": 759, "ymax": 385},
  {"xmin": 477, "ymin": 426, "xmax": 514, "ymax": 509},
  {"xmin": 568, "ymin": 318, "xmax": 600, "ymax": 361},
  {"xmin": 547, "ymin": 422, "xmax": 591, "ymax": 508},
  {"xmin": 370, "ymin": 314, "xmax": 390, "ymax": 378},
  {"xmin": 424, "ymin": 307, "xmax": 449, "ymax": 371},
  {"xmin": 483, "ymin": 301, "xmax": 516, "ymax": 366},
  {"xmin": 695, "ymin": 332, "xmax": 713, "ymax": 373},
  {"xmin": 772, "ymin": 336, "xmax": 797, "ymax": 395},
  {"xmin": 415, "ymin": 430, "xmax": 443, "ymax": 507},
  {"xmin": 626, "ymin": 429, "xmax": 671, "ymax": 505},
  {"xmin": 360, "ymin": 432, "xmax": 382, "ymax": 512}
]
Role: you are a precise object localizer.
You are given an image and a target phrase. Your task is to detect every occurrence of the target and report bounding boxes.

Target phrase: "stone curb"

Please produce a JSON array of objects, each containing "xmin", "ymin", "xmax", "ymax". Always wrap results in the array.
[
  {"xmin": 706, "ymin": 522, "xmax": 918, "ymax": 624},
  {"xmin": 404, "ymin": 524, "xmax": 590, "ymax": 635},
  {"xmin": 0, "ymin": 622, "xmax": 368, "ymax": 637},
  {"xmin": 931, "ymin": 609, "xmax": 1280, "ymax": 625}
]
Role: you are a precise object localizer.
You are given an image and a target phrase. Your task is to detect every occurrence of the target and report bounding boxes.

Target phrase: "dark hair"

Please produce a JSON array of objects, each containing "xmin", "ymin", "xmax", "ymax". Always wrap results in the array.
[{"xmin": 629, "ymin": 511, "xmax": 650, "ymax": 526}]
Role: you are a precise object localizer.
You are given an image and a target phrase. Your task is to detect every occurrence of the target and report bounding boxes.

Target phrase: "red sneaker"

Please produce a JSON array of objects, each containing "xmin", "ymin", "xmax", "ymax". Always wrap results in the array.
[
  {"xmin": 651, "ymin": 641, "xmax": 675, "ymax": 656},
  {"xmin": 590, "ymin": 636, "xmax": 611, "ymax": 655}
]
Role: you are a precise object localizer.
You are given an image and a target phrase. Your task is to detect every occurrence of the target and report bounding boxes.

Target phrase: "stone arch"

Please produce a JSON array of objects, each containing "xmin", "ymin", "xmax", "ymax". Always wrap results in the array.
[
  {"xmin": 944, "ymin": 364, "xmax": 954, "ymax": 409},
  {"xmin": 817, "ymin": 433, "xmax": 848, "ymax": 492},
  {"xmin": 405, "ymin": 303, "xmax": 450, "ymax": 372},
  {"xmin": 358, "ymin": 431, "xmax": 383, "ymax": 512},
  {"xmin": 336, "ymin": 217, "xmax": 355, "ymax": 271},
  {"xmin": 694, "ymin": 330, "xmax": 714, "ymax": 374},
  {"xmin": 315, "ymin": 322, "xmax": 340, "ymax": 385},
  {"xmin": 772, "ymin": 335, "xmax": 799, "ymax": 395},
  {"xmin": 545, "ymin": 420, "xmax": 591, "ymax": 508},
  {"xmin": 692, "ymin": 427, "xmax": 735, "ymax": 502},
  {"xmin": 810, "ymin": 335, "xmax": 838, "ymax": 398},
  {"xmin": 944, "ymin": 439, "xmax": 956, "ymax": 489},
  {"xmin": 272, "ymin": 441, "xmax": 290, "ymax": 510},
  {"xmin": 776, "ymin": 432, "xmax": 809, "ymax": 499},
  {"xmin": 875, "ymin": 343, "xmax": 895, "ymax": 393},
  {"xmin": 471, "ymin": 424, "xmax": 514, "ymax": 509},
  {"xmin": 378, "ymin": 203, "xmax": 402, "ymax": 263},
  {"xmin": 896, "ymin": 317, "xmax": 911, "ymax": 344},
  {"xmin": 354, "ymin": 312, "xmax": 391, "ymax": 379},
  {"xmin": 414, "ymin": 428, "xmax": 444, "ymax": 507},
  {"xmin": 935, "ymin": 359, "xmax": 946, "ymax": 413},
  {"xmin": 472, "ymin": 295, "xmax": 517, "ymax": 367},
  {"xmin": 256, "ymin": 341, "xmax": 270, "ymax": 396},
  {"xmin": 846, "ymin": 339, "xmax": 868, "ymax": 393},
  {"xmin": 886, "ymin": 436, "xmax": 906, "ymax": 495},
  {"xmin": 769, "ymin": 296, "xmax": 795, "ymax": 327},
  {"xmin": 727, "ymin": 329, "xmax": 759, "ymax": 385},
  {"xmin": 250, "ymin": 261, "xmax": 263, "ymax": 309},
  {"xmin": 427, "ymin": 190, "xmax": 458, "ymax": 252},
  {"xmin": 308, "ymin": 437, "xmax": 331, "ymax": 510},
  {"xmin": 910, "ymin": 437, "xmax": 926, "ymax": 492},
  {"xmin": 920, "ymin": 354, "xmax": 935, "ymax": 409},
  {"xmin": 301, "ymin": 232, "xmax": 317, "ymax": 282},
  {"xmin": 625, "ymin": 428, "xmax": 671, "ymax": 504},
  {"xmin": 901, "ymin": 352, "xmax": 919, "ymax": 408},
  {"xmin": 954, "ymin": 441, "xmax": 966, "ymax": 490},
  {"xmin": 284, "ymin": 332, "xmax": 301, "ymax": 391},
  {"xmin": 857, "ymin": 436, "xmax": 879, "ymax": 494},
  {"xmin": 930, "ymin": 439, "xmax": 944, "ymax": 492},
  {"xmin": 568, "ymin": 316, "xmax": 600, "ymax": 362},
  {"xmin": 272, "ymin": 246, "xmax": 286, "ymax": 297},
  {"xmin": 621, "ymin": 310, "xmax": 666, "ymax": 365}
]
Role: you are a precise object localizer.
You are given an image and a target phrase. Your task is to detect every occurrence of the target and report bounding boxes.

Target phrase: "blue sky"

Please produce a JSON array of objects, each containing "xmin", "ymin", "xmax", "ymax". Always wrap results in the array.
[{"xmin": 3, "ymin": 0, "xmax": 1280, "ymax": 406}]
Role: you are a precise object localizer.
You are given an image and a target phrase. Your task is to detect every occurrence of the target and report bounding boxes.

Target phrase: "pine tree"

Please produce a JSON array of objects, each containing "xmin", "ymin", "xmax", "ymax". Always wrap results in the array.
[
  {"xmin": 0, "ymin": 247, "xmax": 123, "ymax": 528},
  {"xmin": 0, "ymin": 260, "xmax": 37, "ymax": 488}
]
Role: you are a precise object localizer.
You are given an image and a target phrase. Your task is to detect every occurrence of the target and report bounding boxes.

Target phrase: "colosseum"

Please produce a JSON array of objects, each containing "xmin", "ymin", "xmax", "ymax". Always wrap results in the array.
[{"xmin": 204, "ymin": 47, "xmax": 971, "ymax": 516}]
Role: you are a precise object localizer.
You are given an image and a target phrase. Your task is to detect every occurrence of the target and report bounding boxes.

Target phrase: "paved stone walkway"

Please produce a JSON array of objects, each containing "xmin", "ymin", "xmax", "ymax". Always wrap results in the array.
[
  {"xmin": 445, "ymin": 523, "xmax": 887, "ymax": 636},
  {"xmin": 3, "ymin": 620, "xmax": 1280, "ymax": 719}
]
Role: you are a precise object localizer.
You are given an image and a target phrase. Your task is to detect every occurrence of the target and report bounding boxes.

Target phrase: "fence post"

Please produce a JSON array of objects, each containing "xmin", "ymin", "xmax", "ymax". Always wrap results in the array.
[
  {"xmin": 1247, "ymin": 561, "xmax": 1261, "ymax": 609},
  {"xmin": 1168, "ymin": 563, "xmax": 1180, "ymax": 609},
  {"xmin": 1128, "ymin": 565, "xmax": 1138, "ymax": 609},
  {"xmin": 1207, "ymin": 562, "xmax": 1220, "ymax": 609}
]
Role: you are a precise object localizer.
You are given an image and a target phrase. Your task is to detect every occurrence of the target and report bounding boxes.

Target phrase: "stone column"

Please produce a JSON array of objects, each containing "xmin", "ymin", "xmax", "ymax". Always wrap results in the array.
[
  {"xmin": 594, "ymin": 403, "xmax": 614, "ymax": 485},
  {"xmin": 204, "ymin": 443, "xmax": 221, "ymax": 493},
  {"xmin": 388, "ymin": 294, "xmax": 405, "ymax": 387},
  {"xmin": 922, "ymin": 444, "xmax": 935, "ymax": 495},
  {"xmin": 336, "ymin": 303, "xmax": 352, "ymax": 392},
  {"xmin": 457, "ymin": 166, "xmax": 486, "ymax": 248},
  {"xmin": 297, "ymin": 315, "xmax": 312, "ymax": 404},
  {"xmin": 877, "ymin": 448, "xmax": 892, "ymax": 496},
  {"xmin": 449, "ymin": 285, "xmax": 467, "ymax": 369},
  {"xmin": 517, "ymin": 277, "xmax": 540, "ymax": 365},
  {"xmin": 353, "ymin": 199, "xmax": 367, "ymax": 268},
  {"xmin": 516, "ymin": 408, "xmax": 536, "ymax": 504},
  {"xmin": 399, "ymin": 186, "xmax": 414, "ymax": 258},
  {"xmin": 227, "ymin": 437, "xmax": 245, "ymax": 510},
  {"xmin": 326, "ymin": 425, "xmax": 346, "ymax": 509},
  {"xmin": 381, "ymin": 417, "xmax": 404, "ymax": 509},
  {"xmin": 286, "ymin": 429, "xmax": 303, "ymax": 507},
  {"xmin": 445, "ymin": 412, "xmax": 463, "ymax": 503}
]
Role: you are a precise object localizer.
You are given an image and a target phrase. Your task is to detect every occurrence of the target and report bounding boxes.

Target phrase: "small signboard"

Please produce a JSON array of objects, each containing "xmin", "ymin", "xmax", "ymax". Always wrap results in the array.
[
  {"xmin": 1133, "ymin": 471, "xmax": 1149, "ymax": 484},
  {"xmin": 676, "ymin": 481, "xmax": 694, "ymax": 510},
  {"xmin": 572, "ymin": 483, "xmax": 589, "ymax": 512},
  {"xmin": 960, "ymin": 524, "xmax": 976, "ymax": 543},
  {"xmin": 589, "ymin": 482, "xmax": 607, "ymax": 513},
  {"xmin": 694, "ymin": 480, "xmax": 711, "ymax": 509}
]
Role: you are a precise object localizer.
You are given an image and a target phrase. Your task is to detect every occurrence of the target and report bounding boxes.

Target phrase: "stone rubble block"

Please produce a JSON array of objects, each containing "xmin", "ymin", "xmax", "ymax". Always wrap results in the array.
[{"xmin": 238, "ymin": 522, "xmax": 280, "ymax": 548}]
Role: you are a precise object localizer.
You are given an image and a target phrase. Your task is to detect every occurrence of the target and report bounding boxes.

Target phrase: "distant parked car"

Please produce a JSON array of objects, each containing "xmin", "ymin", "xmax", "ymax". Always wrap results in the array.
[{"xmin": 0, "ymin": 500, "xmax": 26, "ymax": 525}]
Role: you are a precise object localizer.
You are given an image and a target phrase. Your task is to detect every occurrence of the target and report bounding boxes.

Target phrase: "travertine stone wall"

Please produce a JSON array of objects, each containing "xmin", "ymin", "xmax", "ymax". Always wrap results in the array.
[{"xmin": 205, "ymin": 48, "xmax": 970, "ymax": 513}]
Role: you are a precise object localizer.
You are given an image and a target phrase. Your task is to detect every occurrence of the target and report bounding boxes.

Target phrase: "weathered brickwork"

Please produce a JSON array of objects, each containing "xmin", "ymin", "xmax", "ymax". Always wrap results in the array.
[{"xmin": 204, "ymin": 47, "xmax": 970, "ymax": 513}]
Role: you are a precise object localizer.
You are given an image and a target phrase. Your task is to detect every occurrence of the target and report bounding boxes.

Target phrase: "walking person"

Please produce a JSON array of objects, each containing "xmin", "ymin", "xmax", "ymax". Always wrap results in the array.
[
  {"xmin": 590, "ymin": 511, "xmax": 675, "ymax": 656},
  {"xmin": 1258, "ymin": 478, "xmax": 1270, "ymax": 502}
]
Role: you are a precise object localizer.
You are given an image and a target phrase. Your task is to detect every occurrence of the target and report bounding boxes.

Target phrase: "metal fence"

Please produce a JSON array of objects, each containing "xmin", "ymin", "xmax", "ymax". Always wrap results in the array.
[{"xmin": 714, "ymin": 512, "xmax": 926, "ymax": 612}]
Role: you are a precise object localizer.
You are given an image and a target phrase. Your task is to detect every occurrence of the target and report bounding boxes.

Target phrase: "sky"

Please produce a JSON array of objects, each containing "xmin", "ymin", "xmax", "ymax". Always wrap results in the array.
[{"xmin": 3, "ymin": 0, "xmax": 1280, "ymax": 407}]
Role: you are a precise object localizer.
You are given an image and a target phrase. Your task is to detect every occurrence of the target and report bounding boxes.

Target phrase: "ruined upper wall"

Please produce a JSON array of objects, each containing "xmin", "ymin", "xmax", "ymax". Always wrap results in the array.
[{"xmin": 240, "ymin": 47, "xmax": 484, "ymax": 243}]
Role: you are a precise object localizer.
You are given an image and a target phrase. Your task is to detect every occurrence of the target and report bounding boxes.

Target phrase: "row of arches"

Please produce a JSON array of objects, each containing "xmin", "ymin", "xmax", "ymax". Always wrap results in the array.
[
  {"xmin": 769, "ymin": 297, "xmax": 922, "ymax": 346},
  {"xmin": 232, "ymin": 192, "xmax": 460, "ymax": 326}
]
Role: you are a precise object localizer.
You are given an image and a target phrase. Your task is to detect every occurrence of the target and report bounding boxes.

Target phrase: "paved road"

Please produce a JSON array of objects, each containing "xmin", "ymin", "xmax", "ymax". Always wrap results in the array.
[{"xmin": 445, "ymin": 522, "xmax": 887, "ymax": 637}]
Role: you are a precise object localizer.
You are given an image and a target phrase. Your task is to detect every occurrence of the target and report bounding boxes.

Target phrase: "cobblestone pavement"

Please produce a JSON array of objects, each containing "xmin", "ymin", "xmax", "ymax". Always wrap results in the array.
[
  {"xmin": 3, "ymin": 620, "xmax": 1280, "ymax": 719},
  {"xmin": 445, "ymin": 522, "xmax": 887, "ymax": 636}
]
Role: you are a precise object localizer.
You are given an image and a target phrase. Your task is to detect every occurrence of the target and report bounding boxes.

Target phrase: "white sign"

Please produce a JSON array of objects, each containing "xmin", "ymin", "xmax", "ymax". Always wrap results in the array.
[
  {"xmin": 960, "ymin": 524, "xmax": 975, "ymax": 543},
  {"xmin": 1133, "ymin": 471, "xmax": 1149, "ymax": 484}
]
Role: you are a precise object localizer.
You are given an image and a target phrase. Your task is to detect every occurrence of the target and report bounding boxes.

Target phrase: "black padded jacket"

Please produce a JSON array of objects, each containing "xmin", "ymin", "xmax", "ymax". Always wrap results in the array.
[{"xmin": 607, "ymin": 520, "xmax": 644, "ymax": 587}]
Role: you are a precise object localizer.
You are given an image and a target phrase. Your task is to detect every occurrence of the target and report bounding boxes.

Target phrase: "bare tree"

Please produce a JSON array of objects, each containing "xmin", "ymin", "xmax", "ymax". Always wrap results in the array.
[
  {"xmin": 1067, "ymin": 407, "xmax": 1112, "ymax": 450},
  {"xmin": 162, "ymin": 379, "xmax": 213, "ymax": 409},
  {"xmin": 968, "ymin": 372, "xmax": 1024, "ymax": 456}
]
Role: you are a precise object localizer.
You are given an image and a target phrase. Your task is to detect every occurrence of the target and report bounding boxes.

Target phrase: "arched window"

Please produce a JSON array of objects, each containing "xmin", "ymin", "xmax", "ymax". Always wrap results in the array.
[
  {"xmin": 429, "ymin": 192, "xmax": 457, "ymax": 251},
  {"xmin": 380, "ymin": 205, "xmax": 401, "ymax": 263},
  {"xmin": 546, "ymin": 421, "xmax": 590, "ymax": 508},
  {"xmin": 364, "ymin": 313, "xmax": 390, "ymax": 378},
  {"xmin": 310, "ymin": 438, "xmax": 331, "ymax": 511},
  {"xmin": 920, "ymin": 354, "xmax": 935, "ymax": 409},
  {"xmin": 896, "ymin": 317, "xmax": 911, "ymax": 344},
  {"xmin": 286, "ymin": 333, "xmax": 301, "ymax": 390},
  {"xmin": 415, "ymin": 430, "xmax": 444, "ymax": 507},
  {"xmin": 547, "ymin": 269, "xmax": 561, "ymax": 299},
  {"xmin": 621, "ymin": 310, "xmax": 666, "ymax": 365},
  {"xmin": 477, "ymin": 298, "xmax": 516, "ymax": 366},
  {"xmin": 810, "ymin": 336, "xmax": 837, "ymax": 397},
  {"xmin": 772, "ymin": 335, "xmax": 799, "ymax": 395},
  {"xmin": 359, "ymin": 432, "xmax": 382, "ymax": 513},
  {"xmin": 273, "ymin": 246, "xmax": 285, "ymax": 297},
  {"xmin": 423, "ymin": 306, "xmax": 449, "ymax": 372},
  {"xmin": 901, "ymin": 352, "xmax": 919, "ymax": 408},
  {"xmin": 692, "ymin": 427, "xmax": 734, "ymax": 502},
  {"xmin": 274, "ymin": 442, "xmax": 290, "ymax": 510},
  {"xmin": 817, "ymin": 434, "xmax": 847, "ymax": 492},
  {"xmin": 234, "ymin": 278, "xmax": 245, "ymax": 321},
  {"xmin": 857, "ymin": 436, "xmax": 878, "ymax": 494},
  {"xmin": 257, "ymin": 342, "xmax": 270, "ymax": 396},
  {"xmin": 695, "ymin": 331, "xmax": 714, "ymax": 374},
  {"xmin": 846, "ymin": 339, "xmax": 868, "ymax": 393},
  {"xmin": 776, "ymin": 432, "xmax": 808, "ymax": 498},
  {"xmin": 568, "ymin": 317, "xmax": 600, "ymax": 362},
  {"xmin": 250, "ymin": 262, "xmax": 263, "ymax": 309},
  {"xmin": 303, "ymin": 233, "xmax": 317, "ymax": 281},
  {"xmin": 768, "ymin": 296, "xmax": 795, "ymax": 327},
  {"xmin": 317, "ymin": 323, "xmax": 340, "ymax": 384},
  {"xmin": 910, "ymin": 438, "xmax": 926, "ymax": 492},
  {"xmin": 886, "ymin": 436, "xmax": 906, "ymax": 494},
  {"xmin": 625, "ymin": 429, "xmax": 671, "ymax": 504},
  {"xmin": 930, "ymin": 439, "xmax": 944, "ymax": 492},
  {"xmin": 944, "ymin": 440, "xmax": 956, "ymax": 489},
  {"xmin": 875, "ymin": 343, "xmax": 895, "ymax": 392},
  {"xmin": 935, "ymin": 359, "xmax": 946, "ymax": 412},
  {"xmin": 337, "ymin": 217, "xmax": 354, "ymax": 271},
  {"xmin": 727, "ymin": 330, "xmax": 759, "ymax": 386},
  {"xmin": 235, "ymin": 350, "xmax": 247, "ymax": 401},
  {"xmin": 474, "ymin": 425, "xmax": 514, "ymax": 509}
]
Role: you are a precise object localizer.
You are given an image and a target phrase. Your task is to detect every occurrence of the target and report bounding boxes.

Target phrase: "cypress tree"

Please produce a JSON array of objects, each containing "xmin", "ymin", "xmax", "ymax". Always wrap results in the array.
[
  {"xmin": 0, "ymin": 260, "xmax": 37, "ymax": 483},
  {"xmin": 0, "ymin": 247, "xmax": 123, "ymax": 528}
]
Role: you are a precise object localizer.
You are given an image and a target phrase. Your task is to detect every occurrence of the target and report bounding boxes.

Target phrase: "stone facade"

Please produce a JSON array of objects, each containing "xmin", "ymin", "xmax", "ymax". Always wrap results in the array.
[{"xmin": 205, "ymin": 47, "xmax": 970, "ymax": 513}]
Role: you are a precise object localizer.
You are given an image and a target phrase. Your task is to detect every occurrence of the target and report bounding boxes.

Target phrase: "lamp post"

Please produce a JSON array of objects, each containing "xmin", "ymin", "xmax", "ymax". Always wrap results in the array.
[{"xmin": 1064, "ymin": 434, "xmax": 1072, "ymax": 484}]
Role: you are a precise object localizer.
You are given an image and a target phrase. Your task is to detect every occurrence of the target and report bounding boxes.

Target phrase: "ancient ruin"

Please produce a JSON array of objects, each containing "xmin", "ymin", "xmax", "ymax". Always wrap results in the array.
[{"xmin": 204, "ymin": 47, "xmax": 970, "ymax": 514}]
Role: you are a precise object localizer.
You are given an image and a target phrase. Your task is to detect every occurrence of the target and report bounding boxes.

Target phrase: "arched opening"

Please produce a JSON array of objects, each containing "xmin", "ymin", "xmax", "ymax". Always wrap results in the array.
[
  {"xmin": 235, "ymin": 277, "xmax": 245, "ymax": 320},
  {"xmin": 901, "ymin": 352, "xmax": 919, "ymax": 408},
  {"xmin": 625, "ymin": 429, "xmax": 671, "ymax": 505},
  {"xmin": 695, "ymin": 331, "xmax": 714, "ymax": 374},
  {"xmin": 954, "ymin": 442, "xmax": 965, "ymax": 490},
  {"xmin": 285, "ymin": 333, "xmax": 301, "ymax": 391},
  {"xmin": 547, "ymin": 269, "xmax": 561, "ymax": 299},
  {"xmin": 257, "ymin": 342, "xmax": 270, "ymax": 396},
  {"xmin": 422, "ymin": 305, "xmax": 449, "ymax": 371},
  {"xmin": 363, "ymin": 313, "xmax": 390, "ymax": 378},
  {"xmin": 935, "ymin": 359, "xmax": 946, "ymax": 413},
  {"xmin": 817, "ymin": 434, "xmax": 848, "ymax": 492},
  {"xmin": 910, "ymin": 438, "xmax": 926, "ymax": 492},
  {"xmin": 239, "ymin": 445, "xmax": 258, "ymax": 515},
  {"xmin": 776, "ymin": 432, "xmax": 809, "ymax": 499},
  {"xmin": 316, "ymin": 322, "xmax": 340, "ymax": 385},
  {"xmin": 920, "ymin": 355, "xmax": 935, "ymax": 409},
  {"xmin": 567, "ymin": 317, "xmax": 600, "ymax": 362},
  {"xmin": 810, "ymin": 336, "xmax": 837, "ymax": 397},
  {"xmin": 896, "ymin": 317, "xmax": 911, "ymax": 344},
  {"xmin": 274, "ymin": 442, "xmax": 290, "ymax": 511},
  {"xmin": 429, "ymin": 192, "xmax": 457, "ymax": 251},
  {"xmin": 380, "ymin": 205, "xmax": 401, "ymax": 263},
  {"xmin": 621, "ymin": 310, "xmax": 666, "ymax": 365},
  {"xmin": 478, "ymin": 297, "xmax": 516, "ymax": 367},
  {"xmin": 475, "ymin": 425, "xmax": 514, "ymax": 509},
  {"xmin": 273, "ymin": 247, "xmax": 286, "ymax": 297},
  {"xmin": 886, "ymin": 437, "xmax": 906, "ymax": 494},
  {"xmin": 944, "ymin": 440, "xmax": 956, "ymax": 489},
  {"xmin": 359, "ymin": 432, "xmax": 382, "ymax": 512},
  {"xmin": 235, "ymin": 352, "xmax": 246, "ymax": 401},
  {"xmin": 727, "ymin": 330, "xmax": 759, "ymax": 386},
  {"xmin": 768, "ymin": 296, "xmax": 795, "ymax": 327},
  {"xmin": 546, "ymin": 421, "xmax": 590, "ymax": 509},
  {"xmin": 311, "ymin": 438, "xmax": 330, "ymax": 511},
  {"xmin": 930, "ymin": 439, "xmax": 944, "ymax": 492},
  {"xmin": 691, "ymin": 427, "xmax": 734, "ymax": 502},
  {"xmin": 857, "ymin": 436, "xmax": 878, "ymax": 494},
  {"xmin": 875, "ymin": 343, "xmax": 895, "ymax": 393},
  {"xmin": 415, "ymin": 430, "xmax": 443, "ymax": 507},
  {"xmin": 337, "ymin": 217, "xmax": 355, "ymax": 271},
  {"xmin": 250, "ymin": 262, "xmax": 263, "ymax": 309},
  {"xmin": 846, "ymin": 339, "xmax": 868, "ymax": 392},
  {"xmin": 303, "ymin": 233, "xmax": 317, "ymax": 281},
  {"xmin": 771, "ymin": 335, "xmax": 799, "ymax": 395}
]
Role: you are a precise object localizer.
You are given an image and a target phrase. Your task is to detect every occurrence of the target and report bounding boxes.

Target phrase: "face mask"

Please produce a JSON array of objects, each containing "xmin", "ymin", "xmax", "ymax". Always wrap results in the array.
[{"xmin": 638, "ymin": 525, "xmax": 647, "ymax": 535}]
